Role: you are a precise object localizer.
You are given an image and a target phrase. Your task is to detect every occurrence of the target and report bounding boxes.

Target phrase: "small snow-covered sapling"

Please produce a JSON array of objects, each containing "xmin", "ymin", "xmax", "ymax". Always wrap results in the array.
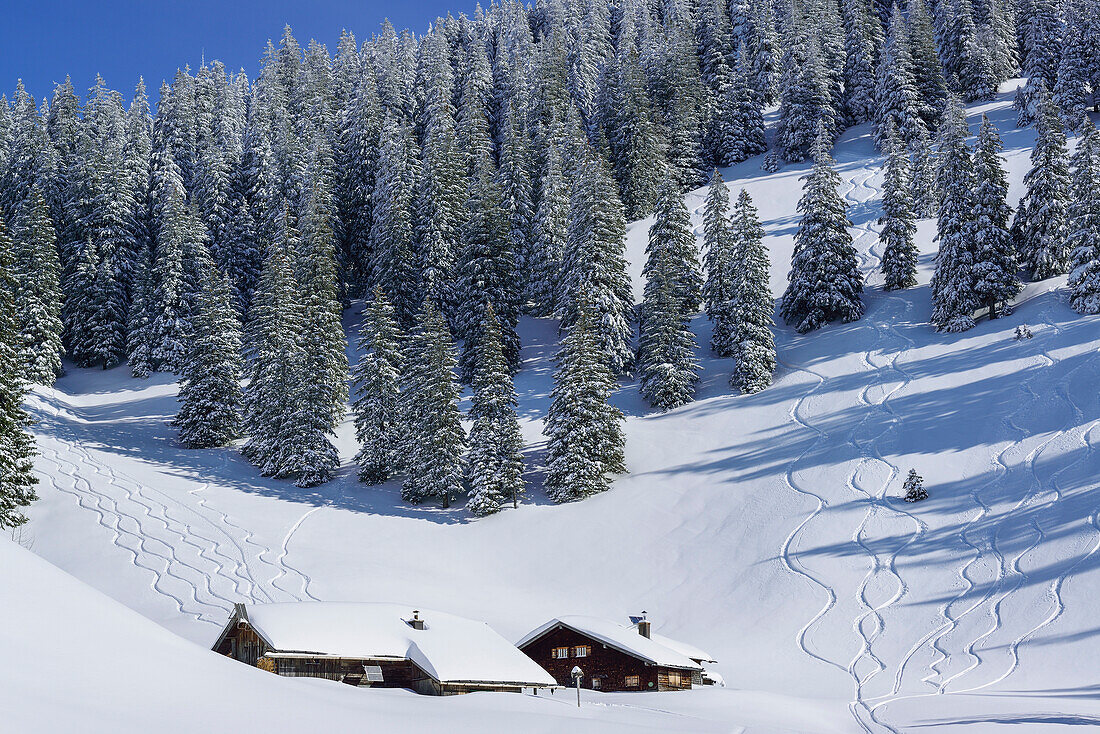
[
  {"xmin": 903, "ymin": 469, "xmax": 928, "ymax": 502},
  {"xmin": 1015, "ymin": 324, "xmax": 1033, "ymax": 340}
]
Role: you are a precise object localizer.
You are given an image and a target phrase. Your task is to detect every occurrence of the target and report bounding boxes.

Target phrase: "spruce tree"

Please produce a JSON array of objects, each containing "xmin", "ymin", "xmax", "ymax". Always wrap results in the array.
[
  {"xmin": 842, "ymin": 0, "xmax": 878, "ymax": 126},
  {"xmin": 878, "ymin": 122, "xmax": 919, "ymax": 290},
  {"xmin": 352, "ymin": 288, "xmax": 403, "ymax": 484},
  {"xmin": 399, "ymin": 300, "xmax": 465, "ymax": 508},
  {"xmin": 543, "ymin": 306, "xmax": 626, "ymax": 502},
  {"xmin": 455, "ymin": 155, "xmax": 519, "ymax": 381},
  {"xmin": 242, "ymin": 227, "xmax": 306, "ymax": 480},
  {"xmin": 174, "ymin": 267, "xmax": 243, "ymax": 448},
  {"xmin": 10, "ymin": 188, "xmax": 63, "ymax": 383},
  {"xmin": 910, "ymin": 123, "xmax": 939, "ymax": 218},
  {"xmin": 776, "ymin": 37, "xmax": 834, "ymax": 162},
  {"xmin": 970, "ymin": 115, "xmax": 1020, "ymax": 319},
  {"xmin": 528, "ymin": 127, "xmax": 569, "ymax": 317},
  {"xmin": 874, "ymin": 6, "xmax": 921, "ymax": 150},
  {"xmin": 780, "ymin": 127, "xmax": 864, "ymax": 332},
  {"xmin": 150, "ymin": 151, "xmax": 206, "ymax": 373},
  {"xmin": 1068, "ymin": 123, "xmax": 1100, "ymax": 314},
  {"xmin": 729, "ymin": 189, "xmax": 776, "ymax": 394},
  {"xmin": 127, "ymin": 248, "xmax": 155, "ymax": 379},
  {"xmin": 1013, "ymin": 84, "xmax": 1071, "ymax": 280},
  {"xmin": 371, "ymin": 114, "xmax": 421, "ymax": 327},
  {"xmin": 702, "ymin": 171, "xmax": 737, "ymax": 357},
  {"xmin": 906, "ymin": 0, "xmax": 948, "ymax": 129},
  {"xmin": 930, "ymin": 98, "xmax": 979, "ymax": 332},
  {"xmin": 724, "ymin": 44, "xmax": 768, "ymax": 163},
  {"xmin": 637, "ymin": 177, "xmax": 702, "ymax": 410},
  {"xmin": 558, "ymin": 145, "xmax": 634, "ymax": 376},
  {"xmin": 0, "ymin": 214, "xmax": 38, "ymax": 529},
  {"xmin": 466, "ymin": 304, "xmax": 525, "ymax": 516}
]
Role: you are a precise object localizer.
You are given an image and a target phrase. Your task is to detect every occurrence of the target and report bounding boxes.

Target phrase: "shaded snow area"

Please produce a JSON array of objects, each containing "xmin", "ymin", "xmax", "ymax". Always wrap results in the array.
[{"xmin": 12, "ymin": 83, "xmax": 1100, "ymax": 732}]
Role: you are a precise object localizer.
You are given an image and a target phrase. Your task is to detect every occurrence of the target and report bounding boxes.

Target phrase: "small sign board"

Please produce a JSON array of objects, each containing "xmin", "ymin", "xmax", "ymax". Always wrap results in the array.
[{"xmin": 363, "ymin": 665, "xmax": 384, "ymax": 682}]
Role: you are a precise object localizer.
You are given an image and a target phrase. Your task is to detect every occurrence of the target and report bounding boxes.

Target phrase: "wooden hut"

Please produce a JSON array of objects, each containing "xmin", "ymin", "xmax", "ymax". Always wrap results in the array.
[
  {"xmin": 516, "ymin": 615, "xmax": 717, "ymax": 692},
  {"xmin": 213, "ymin": 602, "xmax": 557, "ymax": 695}
]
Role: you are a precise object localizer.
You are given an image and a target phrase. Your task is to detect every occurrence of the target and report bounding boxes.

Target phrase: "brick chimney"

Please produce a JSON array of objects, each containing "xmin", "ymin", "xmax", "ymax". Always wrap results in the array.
[{"xmin": 637, "ymin": 611, "xmax": 651, "ymax": 639}]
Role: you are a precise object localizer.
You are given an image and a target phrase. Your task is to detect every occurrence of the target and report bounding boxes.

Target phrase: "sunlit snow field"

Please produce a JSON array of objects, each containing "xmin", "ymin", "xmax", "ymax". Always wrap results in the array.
[{"xmin": 8, "ymin": 81, "xmax": 1100, "ymax": 733}]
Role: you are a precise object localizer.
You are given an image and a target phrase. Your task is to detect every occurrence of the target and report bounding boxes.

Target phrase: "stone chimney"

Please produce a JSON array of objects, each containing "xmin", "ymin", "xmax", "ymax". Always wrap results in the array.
[
  {"xmin": 410, "ymin": 610, "xmax": 425, "ymax": 630},
  {"xmin": 637, "ymin": 611, "xmax": 651, "ymax": 639}
]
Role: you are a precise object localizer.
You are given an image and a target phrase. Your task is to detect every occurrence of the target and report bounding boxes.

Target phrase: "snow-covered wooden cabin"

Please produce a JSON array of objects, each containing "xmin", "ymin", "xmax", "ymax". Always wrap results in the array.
[
  {"xmin": 517, "ymin": 615, "xmax": 718, "ymax": 692},
  {"xmin": 213, "ymin": 602, "xmax": 557, "ymax": 695}
]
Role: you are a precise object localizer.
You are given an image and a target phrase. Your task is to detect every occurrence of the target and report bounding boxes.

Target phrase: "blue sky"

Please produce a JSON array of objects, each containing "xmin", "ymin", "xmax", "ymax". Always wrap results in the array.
[{"xmin": 3, "ymin": 1, "xmax": 477, "ymax": 106}]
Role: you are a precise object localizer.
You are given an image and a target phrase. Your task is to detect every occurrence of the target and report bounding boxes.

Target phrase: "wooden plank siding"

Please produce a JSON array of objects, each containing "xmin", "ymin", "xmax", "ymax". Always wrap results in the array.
[
  {"xmin": 518, "ymin": 624, "xmax": 696, "ymax": 692},
  {"xmin": 214, "ymin": 618, "xmax": 531, "ymax": 695}
]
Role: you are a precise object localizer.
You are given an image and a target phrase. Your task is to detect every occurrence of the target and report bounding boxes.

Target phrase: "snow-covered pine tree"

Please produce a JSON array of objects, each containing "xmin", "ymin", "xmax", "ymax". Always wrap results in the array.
[
  {"xmin": 527, "ymin": 124, "xmax": 568, "ymax": 317},
  {"xmin": 841, "ymin": 0, "xmax": 879, "ymax": 126},
  {"xmin": 970, "ymin": 114, "xmax": 1020, "ymax": 319},
  {"xmin": 558, "ymin": 144, "xmax": 634, "ymax": 376},
  {"xmin": 466, "ymin": 303, "xmax": 525, "ymax": 516},
  {"xmin": 10, "ymin": 187, "xmax": 63, "ymax": 383},
  {"xmin": 371, "ymin": 114, "xmax": 422, "ymax": 327},
  {"xmin": 930, "ymin": 97, "xmax": 980, "ymax": 332},
  {"xmin": 878, "ymin": 121, "xmax": 919, "ymax": 290},
  {"xmin": 127, "ymin": 247, "xmax": 155, "ymax": 379},
  {"xmin": 455, "ymin": 154, "xmax": 519, "ymax": 382},
  {"xmin": 910, "ymin": 123, "xmax": 939, "ymax": 218},
  {"xmin": 1068, "ymin": 122, "xmax": 1100, "ymax": 314},
  {"xmin": 1054, "ymin": 9, "xmax": 1090, "ymax": 134},
  {"xmin": 174, "ymin": 266, "xmax": 243, "ymax": 448},
  {"xmin": 748, "ymin": 0, "xmax": 780, "ymax": 105},
  {"xmin": 729, "ymin": 189, "xmax": 776, "ymax": 393},
  {"xmin": 874, "ymin": 5, "xmax": 922, "ymax": 150},
  {"xmin": 780, "ymin": 126, "xmax": 864, "ymax": 332},
  {"xmin": 775, "ymin": 35, "xmax": 834, "ymax": 162},
  {"xmin": 1013, "ymin": 83, "xmax": 1071, "ymax": 280},
  {"xmin": 289, "ymin": 152, "xmax": 349, "ymax": 488},
  {"xmin": 543, "ymin": 304, "xmax": 626, "ymax": 502},
  {"xmin": 0, "ymin": 213, "xmax": 38, "ymax": 529},
  {"xmin": 902, "ymin": 468, "xmax": 928, "ymax": 501},
  {"xmin": 497, "ymin": 96, "xmax": 536, "ymax": 322},
  {"xmin": 649, "ymin": 172, "xmax": 702, "ymax": 314},
  {"xmin": 600, "ymin": 48, "xmax": 666, "ymax": 218},
  {"xmin": 399, "ymin": 299, "xmax": 466, "ymax": 508},
  {"xmin": 906, "ymin": 0, "xmax": 948, "ymax": 129},
  {"xmin": 415, "ymin": 29, "xmax": 466, "ymax": 319},
  {"xmin": 1014, "ymin": 0, "xmax": 1062, "ymax": 125},
  {"xmin": 242, "ymin": 221, "xmax": 306, "ymax": 480},
  {"xmin": 702, "ymin": 171, "xmax": 737, "ymax": 357},
  {"xmin": 939, "ymin": 0, "xmax": 997, "ymax": 102},
  {"xmin": 722, "ymin": 43, "xmax": 767, "ymax": 164},
  {"xmin": 352, "ymin": 288, "xmax": 403, "ymax": 484},
  {"xmin": 150, "ymin": 149, "xmax": 207, "ymax": 373},
  {"xmin": 637, "ymin": 176, "xmax": 702, "ymax": 411}
]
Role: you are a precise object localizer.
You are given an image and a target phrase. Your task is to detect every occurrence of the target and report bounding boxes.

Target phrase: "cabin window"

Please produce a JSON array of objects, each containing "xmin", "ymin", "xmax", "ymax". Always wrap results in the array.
[
  {"xmin": 591, "ymin": 677, "xmax": 601, "ymax": 689},
  {"xmin": 624, "ymin": 675, "xmax": 640, "ymax": 688},
  {"xmin": 573, "ymin": 645, "xmax": 590, "ymax": 658},
  {"xmin": 667, "ymin": 670, "xmax": 682, "ymax": 687},
  {"xmin": 552, "ymin": 647, "xmax": 570, "ymax": 659}
]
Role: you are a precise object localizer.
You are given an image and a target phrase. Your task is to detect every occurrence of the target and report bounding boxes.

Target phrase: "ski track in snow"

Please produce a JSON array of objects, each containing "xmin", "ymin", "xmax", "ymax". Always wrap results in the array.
[
  {"xmin": 869, "ymin": 291, "xmax": 1100, "ymax": 719},
  {"xmin": 946, "ymin": 300, "xmax": 1100, "ymax": 694},
  {"xmin": 34, "ymin": 391, "xmax": 319, "ymax": 623}
]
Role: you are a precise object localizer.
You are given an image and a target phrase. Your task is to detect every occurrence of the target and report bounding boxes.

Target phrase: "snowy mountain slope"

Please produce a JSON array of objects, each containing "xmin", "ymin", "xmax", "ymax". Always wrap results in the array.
[
  {"xmin": 2, "ymin": 537, "xmax": 796, "ymax": 734},
  {"xmin": 14, "ymin": 82, "xmax": 1100, "ymax": 732}
]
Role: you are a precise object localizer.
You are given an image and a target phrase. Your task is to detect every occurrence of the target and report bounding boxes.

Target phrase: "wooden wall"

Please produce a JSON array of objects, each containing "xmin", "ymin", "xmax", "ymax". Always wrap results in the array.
[{"xmin": 519, "ymin": 625, "xmax": 694, "ymax": 692}]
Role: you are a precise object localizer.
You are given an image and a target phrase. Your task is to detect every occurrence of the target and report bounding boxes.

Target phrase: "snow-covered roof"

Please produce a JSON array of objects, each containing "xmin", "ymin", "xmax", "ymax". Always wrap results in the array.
[
  {"xmin": 236, "ymin": 602, "xmax": 557, "ymax": 686},
  {"xmin": 516, "ymin": 616, "xmax": 709, "ymax": 670}
]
